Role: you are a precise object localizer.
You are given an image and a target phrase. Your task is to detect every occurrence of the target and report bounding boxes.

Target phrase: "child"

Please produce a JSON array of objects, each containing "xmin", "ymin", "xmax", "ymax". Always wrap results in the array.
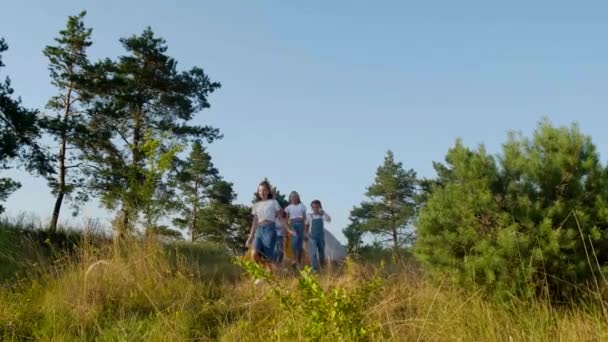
[
  {"xmin": 274, "ymin": 210, "xmax": 288, "ymax": 263},
  {"xmin": 305, "ymin": 199, "xmax": 331, "ymax": 273},
  {"xmin": 285, "ymin": 191, "xmax": 307, "ymax": 269},
  {"xmin": 246, "ymin": 181, "xmax": 282, "ymax": 270}
]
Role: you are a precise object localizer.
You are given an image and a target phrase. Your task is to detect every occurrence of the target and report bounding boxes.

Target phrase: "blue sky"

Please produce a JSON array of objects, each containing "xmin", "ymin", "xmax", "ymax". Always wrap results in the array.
[{"xmin": 2, "ymin": 0, "xmax": 608, "ymax": 242}]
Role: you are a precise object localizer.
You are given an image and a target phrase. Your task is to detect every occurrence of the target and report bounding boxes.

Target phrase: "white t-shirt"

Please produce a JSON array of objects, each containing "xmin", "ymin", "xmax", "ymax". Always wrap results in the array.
[
  {"xmin": 285, "ymin": 203, "xmax": 307, "ymax": 220},
  {"xmin": 252, "ymin": 199, "xmax": 281, "ymax": 223}
]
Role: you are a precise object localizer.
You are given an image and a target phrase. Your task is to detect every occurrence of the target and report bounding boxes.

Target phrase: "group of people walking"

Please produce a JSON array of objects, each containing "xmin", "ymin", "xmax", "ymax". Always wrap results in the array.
[{"xmin": 246, "ymin": 180, "xmax": 331, "ymax": 273}]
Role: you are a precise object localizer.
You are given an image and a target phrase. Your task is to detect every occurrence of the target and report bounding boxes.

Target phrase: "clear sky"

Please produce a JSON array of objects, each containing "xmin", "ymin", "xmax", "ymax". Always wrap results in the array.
[{"xmin": 2, "ymin": 0, "xmax": 608, "ymax": 242}]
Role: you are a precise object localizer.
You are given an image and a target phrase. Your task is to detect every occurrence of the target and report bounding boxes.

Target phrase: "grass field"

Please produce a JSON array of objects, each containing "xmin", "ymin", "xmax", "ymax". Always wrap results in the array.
[{"xmin": 0, "ymin": 217, "xmax": 606, "ymax": 341}]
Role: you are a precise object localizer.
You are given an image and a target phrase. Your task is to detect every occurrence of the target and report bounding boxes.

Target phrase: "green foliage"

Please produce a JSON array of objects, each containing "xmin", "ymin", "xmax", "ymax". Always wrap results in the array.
[
  {"xmin": 349, "ymin": 151, "xmax": 418, "ymax": 255},
  {"xmin": 416, "ymin": 119, "xmax": 608, "ymax": 300},
  {"xmin": 0, "ymin": 38, "xmax": 49, "ymax": 213},
  {"xmin": 0, "ymin": 178, "xmax": 20, "ymax": 214},
  {"xmin": 343, "ymin": 222, "xmax": 363, "ymax": 254},
  {"xmin": 138, "ymin": 132, "xmax": 183, "ymax": 236},
  {"xmin": 236, "ymin": 259, "xmax": 383, "ymax": 341},
  {"xmin": 81, "ymin": 27, "xmax": 220, "ymax": 234},
  {"xmin": 171, "ymin": 141, "xmax": 250, "ymax": 251}
]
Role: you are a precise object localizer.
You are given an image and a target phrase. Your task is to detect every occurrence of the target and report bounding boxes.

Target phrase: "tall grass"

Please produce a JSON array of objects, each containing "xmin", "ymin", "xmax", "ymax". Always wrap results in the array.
[{"xmin": 0, "ymin": 216, "xmax": 606, "ymax": 341}]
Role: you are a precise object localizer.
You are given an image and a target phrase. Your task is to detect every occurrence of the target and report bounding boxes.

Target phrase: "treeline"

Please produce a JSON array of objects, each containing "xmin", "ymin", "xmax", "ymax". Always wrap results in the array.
[
  {"xmin": 344, "ymin": 120, "xmax": 608, "ymax": 301},
  {"xmin": 0, "ymin": 12, "xmax": 253, "ymax": 253}
]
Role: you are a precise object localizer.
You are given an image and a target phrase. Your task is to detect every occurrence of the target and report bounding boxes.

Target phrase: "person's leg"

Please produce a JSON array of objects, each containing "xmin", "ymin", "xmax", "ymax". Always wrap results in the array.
[
  {"xmin": 309, "ymin": 238, "xmax": 320, "ymax": 272},
  {"xmin": 290, "ymin": 221, "xmax": 303, "ymax": 266},
  {"xmin": 267, "ymin": 227, "xmax": 277, "ymax": 271},
  {"xmin": 275, "ymin": 236, "xmax": 284, "ymax": 263},
  {"xmin": 318, "ymin": 238, "xmax": 326, "ymax": 270}
]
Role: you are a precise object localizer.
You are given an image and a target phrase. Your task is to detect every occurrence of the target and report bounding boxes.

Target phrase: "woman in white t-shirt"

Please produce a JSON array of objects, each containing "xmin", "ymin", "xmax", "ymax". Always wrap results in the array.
[
  {"xmin": 285, "ymin": 191, "xmax": 307, "ymax": 268},
  {"xmin": 246, "ymin": 181, "xmax": 281, "ymax": 265}
]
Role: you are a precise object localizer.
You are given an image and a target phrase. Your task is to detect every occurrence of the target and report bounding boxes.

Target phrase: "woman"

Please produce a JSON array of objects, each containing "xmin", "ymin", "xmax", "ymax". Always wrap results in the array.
[{"xmin": 246, "ymin": 180, "xmax": 282, "ymax": 269}]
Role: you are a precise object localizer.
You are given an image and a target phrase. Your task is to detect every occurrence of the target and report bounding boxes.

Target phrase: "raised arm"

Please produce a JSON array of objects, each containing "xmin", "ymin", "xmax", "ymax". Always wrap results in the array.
[{"xmin": 322, "ymin": 211, "xmax": 331, "ymax": 223}]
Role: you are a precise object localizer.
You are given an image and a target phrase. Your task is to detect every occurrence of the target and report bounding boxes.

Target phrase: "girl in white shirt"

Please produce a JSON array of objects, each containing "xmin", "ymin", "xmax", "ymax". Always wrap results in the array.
[
  {"xmin": 285, "ymin": 191, "xmax": 307, "ymax": 268},
  {"xmin": 247, "ymin": 181, "xmax": 281, "ymax": 265}
]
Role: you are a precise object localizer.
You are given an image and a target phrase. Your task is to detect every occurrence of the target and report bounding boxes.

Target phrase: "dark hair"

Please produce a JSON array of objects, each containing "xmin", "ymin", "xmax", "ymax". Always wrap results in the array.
[
  {"xmin": 255, "ymin": 180, "xmax": 274, "ymax": 201},
  {"xmin": 310, "ymin": 199, "xmax": 322, "ymax": 208}
]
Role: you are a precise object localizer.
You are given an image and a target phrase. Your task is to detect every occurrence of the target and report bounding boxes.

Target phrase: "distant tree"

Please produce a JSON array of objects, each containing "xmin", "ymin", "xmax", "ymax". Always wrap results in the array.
[
  {"xmin": 351, "ymin": 151, "xmax": 418, "ymax": 257},
  {"xmin": 172, "ymin": 141, "xmax": 219, "ymax": 242},
  {"xmin": 197, "ymin": 184, "xmax": 252, "ymax": 253}
]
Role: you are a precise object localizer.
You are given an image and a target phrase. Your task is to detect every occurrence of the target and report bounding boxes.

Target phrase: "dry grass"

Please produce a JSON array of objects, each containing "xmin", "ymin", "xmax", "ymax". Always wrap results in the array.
[{"xmin": 0, "ymin": 222, "xmax": 606, "ymax": 341}]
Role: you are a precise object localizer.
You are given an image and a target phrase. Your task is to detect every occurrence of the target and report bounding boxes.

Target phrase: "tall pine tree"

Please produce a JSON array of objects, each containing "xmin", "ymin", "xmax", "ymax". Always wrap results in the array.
[
  {"xmin": 352, "ymin": 151, "xmax": 418, "ymax": 257},
  {"xmin": 41, "ymin": 11, "xmax": 94, "ymax": 231},
  {"xmin": 83, "ymin": 28, "xmax": 221, "ymax": 237}
]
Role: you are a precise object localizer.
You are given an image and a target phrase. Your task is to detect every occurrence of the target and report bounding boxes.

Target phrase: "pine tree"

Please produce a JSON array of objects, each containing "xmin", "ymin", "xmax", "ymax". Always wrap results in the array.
[
  {"xmin": 83, "ymin": 28, "xmax": 221, "ymax": 238},
  {"xmin": 172, "ymin": 141, "xmax": 220, "ymax": 242},
  {"xmin": 41, "ymin": 11, "xmax": 94, "ymax": 231},
  {"xmin": 352, "ymin": 151, "xmax": 418, "ymax": 257},
  {"xmin": 415, "ymin": 119, "xmax": 608, "ymax": 300}
]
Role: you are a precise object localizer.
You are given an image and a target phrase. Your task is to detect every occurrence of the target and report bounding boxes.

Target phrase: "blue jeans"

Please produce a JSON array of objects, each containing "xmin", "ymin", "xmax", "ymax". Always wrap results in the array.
[
  {"xmin": 254, "ymin": 222, "xmax": 277, "ymax": 261},
  {"xmin": 309, "ymin": 237, "xmax": 325, "ymax": 272},
  {"xmin": 290, "ymin": 220, "xmax": 305, "ymax": 264},
  {"xmin": 275, "ymin": 235, "xmax": 284, "ymax": 263}
]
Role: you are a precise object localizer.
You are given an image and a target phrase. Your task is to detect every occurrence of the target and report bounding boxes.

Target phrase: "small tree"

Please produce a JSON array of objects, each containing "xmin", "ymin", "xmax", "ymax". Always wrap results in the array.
[
  {"xmin": 352, "ymin": 151, "xmax": 418, "ymax": 257},
  {"xmin": 172, "ymin": 141, "xmax": 219, "ymax": 242},
  {"xmin": 138, "ymin": 132, "xmax": 183, "ymax": 237}
]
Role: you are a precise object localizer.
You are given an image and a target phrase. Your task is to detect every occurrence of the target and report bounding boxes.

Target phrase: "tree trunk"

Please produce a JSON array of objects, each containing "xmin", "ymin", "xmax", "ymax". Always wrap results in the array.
[
  {"xmin": 190, "ymin": 205, "xmax": 197, "ymax": 242},
  {"xmin": 49, "ymin": 191, "xmax": 65, "ymax": 233},
  {"xmin": 49, "ymin": 86, "xmax": 72, "ymax": 233},
  {"xmin": 392, "ymin": 228, "xmax": 400, "ymax": 260}
]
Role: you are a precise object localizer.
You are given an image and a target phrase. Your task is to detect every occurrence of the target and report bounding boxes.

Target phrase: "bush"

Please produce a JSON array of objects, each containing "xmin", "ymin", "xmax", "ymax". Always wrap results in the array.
[
  {"xmin": 236, "ymin": 258, "xmax": 383, "ymax": 341},
  {"xmin": 416, "ymin": 120, "xmax": 608, "ymax": 301}
]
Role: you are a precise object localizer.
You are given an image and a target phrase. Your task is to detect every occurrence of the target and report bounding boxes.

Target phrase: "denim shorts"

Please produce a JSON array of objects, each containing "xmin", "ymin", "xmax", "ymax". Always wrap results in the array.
[{"xmin": 254, "ymin": 221, "xmax": 277, "ymax": 261}]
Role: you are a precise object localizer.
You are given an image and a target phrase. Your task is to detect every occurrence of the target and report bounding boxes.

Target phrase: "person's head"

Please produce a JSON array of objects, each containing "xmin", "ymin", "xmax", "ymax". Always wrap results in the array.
[
  {"xmin": 311, "ymin": 199, "xmax": 322, "ymax": 214},
  {"xmin": 256, "ymin": 181, "xmax": 273, "ymax": 201},
  {"xmin": 289, "ymin": 191, "xmax": 301, "ymax": 205}
]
